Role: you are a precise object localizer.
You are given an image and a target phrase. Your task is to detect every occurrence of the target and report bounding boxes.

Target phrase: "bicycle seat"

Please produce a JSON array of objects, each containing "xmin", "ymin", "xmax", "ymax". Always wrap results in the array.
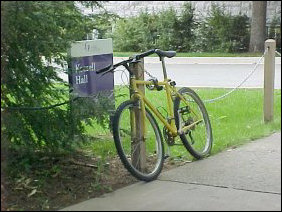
[{"xmin": 155, "ymin": 49, "xmax": 176, "ymax": 58}]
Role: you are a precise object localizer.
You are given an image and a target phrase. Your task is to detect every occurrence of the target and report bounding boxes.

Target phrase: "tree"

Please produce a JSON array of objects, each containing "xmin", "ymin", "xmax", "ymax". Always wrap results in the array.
[
  {"xmin": 177, "ymin": 2, "xmax": 196, "ymax": 52},
  {"xmin": 249, "ymin": 1, "xmax": 267, "ymax": 52},
  {"xmin": 1, "ymin": 1, "xmax": 110, "ymax": 153}
]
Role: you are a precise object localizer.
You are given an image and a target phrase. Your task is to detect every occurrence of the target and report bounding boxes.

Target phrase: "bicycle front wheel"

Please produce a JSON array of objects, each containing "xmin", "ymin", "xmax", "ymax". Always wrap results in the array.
[
  {"xmin": 174, "ymin": 87, "xmax": 213, "ymax": 159},
  {"xmin": 112, "ymin": 100, "xmax": 164, "ymax": 181}
]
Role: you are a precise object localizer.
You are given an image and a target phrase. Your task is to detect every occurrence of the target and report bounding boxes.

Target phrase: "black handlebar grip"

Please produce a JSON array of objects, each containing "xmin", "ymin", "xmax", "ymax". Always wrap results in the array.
[{"xmin": 135, "ymin": 49, "xmax": 156, "ymax": 60}]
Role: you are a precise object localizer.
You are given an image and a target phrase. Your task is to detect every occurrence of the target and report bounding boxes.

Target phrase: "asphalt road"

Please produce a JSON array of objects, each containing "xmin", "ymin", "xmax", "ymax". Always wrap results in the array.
[
  {"xmin": 57, "ymin": 57, "xmax": 281, "ymax": 89},
  {"xmin": 114, "ymin": 63, "xmax": 281, "ymax": 89}
]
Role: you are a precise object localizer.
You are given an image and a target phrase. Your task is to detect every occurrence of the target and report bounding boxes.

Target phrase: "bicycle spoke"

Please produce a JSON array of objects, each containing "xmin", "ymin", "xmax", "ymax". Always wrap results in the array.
[
  {"xmin": 114, "ymin": 101, "xmax": 164, "ymax": 181},
  {"xmin": 174, "ymin": 87, "xmax": 213, "ymax": 159}
]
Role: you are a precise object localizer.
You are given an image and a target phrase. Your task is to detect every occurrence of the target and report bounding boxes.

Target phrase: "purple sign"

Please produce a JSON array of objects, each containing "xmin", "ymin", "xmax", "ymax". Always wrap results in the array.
[{"xmin": 69, "ymin": 53, "xmax": 114, "ymax": 97}]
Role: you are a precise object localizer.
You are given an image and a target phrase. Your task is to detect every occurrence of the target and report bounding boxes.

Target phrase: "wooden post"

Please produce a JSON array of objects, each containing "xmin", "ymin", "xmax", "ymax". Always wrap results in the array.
[
  {"xmin": 129, "ymin": 58, "xmax": 146, "ymax": 171},
  {"xmin": 264, "ymin": 39, "xmax": 276, "ymax": 123}
]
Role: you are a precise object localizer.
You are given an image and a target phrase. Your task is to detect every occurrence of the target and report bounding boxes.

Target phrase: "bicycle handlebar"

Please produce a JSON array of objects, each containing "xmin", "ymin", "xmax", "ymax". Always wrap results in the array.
[
  {"xmin": 135, "ymin": 49, "xmax": 156, "ymax": 60},
  {"xmin": 96, "ymin": 64, "xmax": 113, "ymax": 74},
  {"xmin": 96, "ymin": 49, "xmax": 167, "ymax": 75}
]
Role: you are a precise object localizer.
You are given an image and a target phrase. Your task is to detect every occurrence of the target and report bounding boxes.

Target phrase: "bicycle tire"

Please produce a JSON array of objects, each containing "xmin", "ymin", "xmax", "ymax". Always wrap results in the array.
[
  {"xmin": 174, "ymin": 87, "xmax": 213, "ymax": 159},
  {"xmin": 113, "ymin": 100, "xmax": 164, "ymax": 181}
]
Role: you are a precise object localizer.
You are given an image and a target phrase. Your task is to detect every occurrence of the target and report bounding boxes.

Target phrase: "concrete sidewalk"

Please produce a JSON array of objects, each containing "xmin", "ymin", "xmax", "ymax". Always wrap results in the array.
[{"xmin": 61, "ymin": 132, "xmax": 281, "ymax": 211}]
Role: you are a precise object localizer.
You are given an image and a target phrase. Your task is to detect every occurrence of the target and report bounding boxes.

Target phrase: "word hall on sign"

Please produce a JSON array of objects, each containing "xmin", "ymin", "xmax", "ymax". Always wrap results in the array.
[{"xmin": 75, "ymin": 74, "xmax": 88, "ymax": 85}]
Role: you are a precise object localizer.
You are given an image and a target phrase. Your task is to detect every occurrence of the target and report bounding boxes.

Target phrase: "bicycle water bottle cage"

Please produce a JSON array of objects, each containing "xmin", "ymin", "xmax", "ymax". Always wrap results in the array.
[{"xmin": 146, "ymin": 78, "xmax": 163, "ymax": 91}]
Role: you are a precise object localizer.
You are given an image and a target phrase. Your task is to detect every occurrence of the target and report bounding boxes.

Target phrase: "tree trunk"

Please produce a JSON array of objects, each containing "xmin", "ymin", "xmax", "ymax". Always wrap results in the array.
[{"xmin": 249, "ymin": 1, "xmax": 267, "ymax": 52}]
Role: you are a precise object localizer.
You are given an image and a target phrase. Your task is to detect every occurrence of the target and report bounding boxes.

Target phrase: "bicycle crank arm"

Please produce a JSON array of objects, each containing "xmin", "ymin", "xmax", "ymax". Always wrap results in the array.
[{"xmin": 178, "ymin": 119, "xmax": 203, "ymax": 135}]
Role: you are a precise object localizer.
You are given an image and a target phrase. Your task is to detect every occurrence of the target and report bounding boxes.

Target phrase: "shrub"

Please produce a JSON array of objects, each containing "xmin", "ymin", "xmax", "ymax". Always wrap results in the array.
[
  {"xmin": 153, "ymin": 7, "xmax": 179, "ymax": 50},
  {"xmin": 268, "ymin": 15, "xmax": 281, "ymax": 52},
  {"xmin": 90, "ymin": 11, "xmax": 120, "ymax": 39},
  {"xmin": 112, "ymin": 3, "xmax": 196, "ymax": 52},
  {"xmin": 228, "ymin": 14, "xmax": 250, "ymax": 52},
  {"xmin": 137, "ymin": 10, "xmax": 160, "ymax": 50},
  {"xmin": 194, "ymin": 4, "xmax": 250, "ymax": 53},
  {"xmin": 177, "ymin": 2, "xmax": 197, "ymax": 52},
  {"xmin": 1, "ymin": 1, "xmax": 110, "ymax": 154},
  {"xmin": 111, "ymin": 3, "xmax": 250, "ymax": 53},
  {"xmin": 112, "ymin": 17, "xmax": 146, "ymax": 52}
]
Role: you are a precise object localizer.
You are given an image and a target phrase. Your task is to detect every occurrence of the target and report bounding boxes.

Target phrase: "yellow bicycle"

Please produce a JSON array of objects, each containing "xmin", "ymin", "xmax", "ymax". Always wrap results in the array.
[{"xmin": 97, "ymin": 49, "xmax": 213, "ymax": 181}]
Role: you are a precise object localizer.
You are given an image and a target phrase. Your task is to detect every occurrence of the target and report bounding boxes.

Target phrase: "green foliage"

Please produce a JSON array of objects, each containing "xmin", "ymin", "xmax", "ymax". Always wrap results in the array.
[
  {"xmin": 89, "ymin": 11, "xmax": 121, "ymax": 39},
  {"xmin": 228, "ymin": 14, "xmax": 250, "ymax": 52},
  {"xmin": 194, "ymin": 4, "xmax": 250, "ymax": 52},
  {"xmin": 154, "ymin": 8, "xmax": 179, "ymax": 50},
  {"xmin": 268, "ymin": 16, "xmax": 280, "ymax": 38},
  {"xmin": 111, "ymin": 3, "xmax": 250, "ymax": 53},
  {"xmin": 137, "ymin": 9, "xmax": 159, "ymax": 50},
  {"xmin": 1, "ymin": 1, "xmax": 111, "ymax": 153},
  {"xmin": 113, "ymin": 17, "xmax": 146, "ymax": 52},
  {"xmin": 113, "ymin": 3, "xmax": 196, "ymax": 52},
  {"xmin": 268, "ymin": 15, "xmax": 281, "ymax": 52},
  {"xmin": 174, "ymin": 2, "xmax": 196, "ymax": 51}
]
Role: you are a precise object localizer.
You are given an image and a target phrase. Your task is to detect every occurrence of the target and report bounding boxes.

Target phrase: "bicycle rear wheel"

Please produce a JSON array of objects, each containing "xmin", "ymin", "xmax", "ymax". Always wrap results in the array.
[
  {"xmin": 174, "ymin": 87, "xmax": 213, "ymax": 159},
  {"xmin": 112, "ymin": 100, "xmax": 164, "ymax": 181}
]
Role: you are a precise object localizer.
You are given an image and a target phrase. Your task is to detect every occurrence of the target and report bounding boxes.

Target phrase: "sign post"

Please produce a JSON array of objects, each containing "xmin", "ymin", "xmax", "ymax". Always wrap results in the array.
[
  {"xmin": 68, "ymin": 38, "xmax": 114, "ymax": 98},
  {"xmin": 68, "ymin": 38, "xmax": 114, "ymax": 134}
]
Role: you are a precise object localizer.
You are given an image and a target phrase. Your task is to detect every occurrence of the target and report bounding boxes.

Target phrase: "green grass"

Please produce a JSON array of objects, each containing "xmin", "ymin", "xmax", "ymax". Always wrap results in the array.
[
  {"xmin": 113, "ymin": 52, "xmax": 264, "ymax": 57},
  {"xmin": 83, "ymin": 87, "xmax": 281, "ymax": 161}
]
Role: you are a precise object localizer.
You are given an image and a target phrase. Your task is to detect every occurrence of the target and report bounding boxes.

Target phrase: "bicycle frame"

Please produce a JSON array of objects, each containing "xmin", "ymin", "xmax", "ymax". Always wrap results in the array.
[{"xmin": 130, "ymin": 76, "xmax": 202, "ymax": 138}]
